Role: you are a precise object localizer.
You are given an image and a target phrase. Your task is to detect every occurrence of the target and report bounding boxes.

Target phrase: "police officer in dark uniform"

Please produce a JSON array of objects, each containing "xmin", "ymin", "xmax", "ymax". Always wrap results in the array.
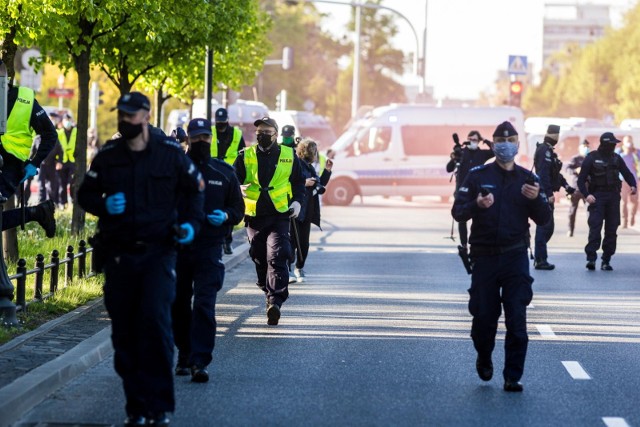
[
  {"xmin": 0, "ymin": 84, "xmax": 57, "ymax": 236},
  {"xmin": 234, "ymin": 117, "xmax": 305, "ymax": 325},
  {"xmin": 452, "ymin": 121, "xmax": 550, "ymax": 392},
  {"xmin": 280, "ymin": 124, "xmax": 299, "ymax": 283},
  {"xmin": 577, "ymin": 132, "xmax": 637, "ymax": 271},
  {"xmin": 77, "ymin": 92, "xmax": 205, "ymax": 427},
  {"xmin": 565, "ymin": 139, "xmax": 590, "ymax": 237},
  {"xmin": 532, "ymin": 124, "xmax": 575, "ymax": 270},
  {"xmin": 213, "ymin": 107, "xmax": 246, "ymax": 255},
  {"xmin": 172, "ymin": 118, "xmax": 244, "ymax": 383},
  {"xmin": 446, "ymin": 130, "xmax": 494, "ymax": 247}
]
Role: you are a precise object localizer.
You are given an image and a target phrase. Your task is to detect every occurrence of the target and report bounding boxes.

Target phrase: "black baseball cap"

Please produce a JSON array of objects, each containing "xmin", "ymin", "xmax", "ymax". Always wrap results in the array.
[
  {"xmin": 600, "ymin": 132, "xmax": 620, "ymax": 144},
  {"xmin": 187, "ymin": 118, "xmax": 212, "ymax": 137},
  {"xmin": 254, "ymin": 117, "xmax": 278, "ymax": 132},
  {"xmin": 215, "ymin": 108, "xmax": 228, "ymax": 123},
  {"xmin": 281, "ymin": 125, "xmax": 295, "ymax": 138},
  {"xmin": 112, "ymin": 92, "xmax": 151, "ymax": 113}
]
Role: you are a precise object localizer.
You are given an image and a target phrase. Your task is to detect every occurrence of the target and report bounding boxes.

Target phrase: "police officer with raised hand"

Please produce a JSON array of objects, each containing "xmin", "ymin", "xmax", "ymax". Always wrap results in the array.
[
  {"xmin": 172, "ymin": 118, "xmax": 244, "ymax": 383},
  {"xmin": 446, "ymin": 130, "xmax": 494, "ymax": 247},
  {"xmin": 234, "ymin": 117, "xmax": 305, "ymax": 325},
  {"xmin": 532, "ymin": 124, "xmax": 575, "ymax": 270},
  {"xmin": 213, "ymin": 107, "xmax": 245, "ymax": 255},
  {"xmin": 577, "ymin": 132, "xmax": 637, "ymax": 271},
  {"xmin": 452, "ymin": 121, "xmax": 550, "ymax": 393},
  {"xmin": 0, "ymin": 82, "xmax": 57, "ymax": 237},
  {"xmin": 77, "ymin": 92, "xmax": 204, "ymax": 427}
]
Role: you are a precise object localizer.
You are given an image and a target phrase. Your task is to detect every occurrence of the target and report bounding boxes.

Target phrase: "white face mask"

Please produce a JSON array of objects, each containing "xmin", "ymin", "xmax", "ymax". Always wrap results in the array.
[
  {"xmin": 468, "ymin": 142, "xmax": 479, "ymax": 150},
  {"xmin": 579, "ymin": 145, "xmax": 589, "ymax": 156}
]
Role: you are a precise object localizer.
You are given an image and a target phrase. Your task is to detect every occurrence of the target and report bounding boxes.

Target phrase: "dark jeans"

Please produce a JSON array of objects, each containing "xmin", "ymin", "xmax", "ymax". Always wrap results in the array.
[
  {"xmin": 172, "ymin": 241, "xmax": 224, "ymax": 368},
  {"xmin": 39, "ymin": 164, "xmax": 60, "ymax": 204},
  {"xmin": 103, "ymin": 246, "xmax": 177, "ymax": 414},
  {"xmin": 468, "ymin": 249, "xmax": 533, "ymax": 381},
  {"xmin": 586, "ymin": 192, "xmax": 621, "ymax": 262},
  {"xmin": 534, "ymin": 203, "xmax": 555, "ymax": 261},
  {"xmin": 0, "ymin": 148, "xmax": 24, "ymax": 199},
  {"xmin": 293, "ymin": 218, "xmax": 311, "ymax": 270},
  {"xmin": 246, "ymin": 215, "xmax": 291, "ymax": 306},
  {"xmin": 56, "ymin": 162, "xmax": 75, "ymax": 205},
  {"xmin": 568, "ymin": 192, "xmax": 585, "ymax": 234}
]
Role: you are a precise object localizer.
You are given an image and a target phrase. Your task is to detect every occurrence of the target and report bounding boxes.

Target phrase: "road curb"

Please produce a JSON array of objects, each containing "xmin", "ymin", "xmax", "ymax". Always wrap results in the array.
[{"xmin": 0, "ymin": 237, "xmax": 249, "ymax": 427}]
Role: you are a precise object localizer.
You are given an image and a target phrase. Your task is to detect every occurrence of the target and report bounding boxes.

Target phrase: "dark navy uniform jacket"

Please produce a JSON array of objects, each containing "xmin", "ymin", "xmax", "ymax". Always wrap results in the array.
[
  {"xmin": 77, "ymin": 134, "xmax": 204, "ymax": 245},
  {"xmin": 534, "ymin": 142, "xmax": 569, "ymax": 197},
  {"xmin": 182, "ymin": 158, "xmax": 245, "ymax": 243},
  {"xmin": 452, "ymin": 162, "xmax": 551, "ymax": 249},
  {"xmin": 577, "ymin": 149, "xmax": 636, "ymax": 197}
]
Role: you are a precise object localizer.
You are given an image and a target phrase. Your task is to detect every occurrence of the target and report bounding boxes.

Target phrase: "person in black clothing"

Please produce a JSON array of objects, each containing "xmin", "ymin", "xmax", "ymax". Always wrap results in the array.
[
  {"xmin": 233, "ymin": 117, "xmax": 305, "ymax": 325},
  {"xmin": 532, "ymin": 125, "xmax": 575, "ymax": 270},
  {"xmin": 564, "ymin": 139, "xmax": 590, "ymax": 237},
  {"xmin": 77, "ymin": 92, "xmax": 205, "ymax": 427},
  {"xmin": 452, "ymin": 121, "xmax": 551, "ymax": 392},
  {"xmin": 577, "ymin": 132, "xmax": 637, "ymax": 271},
  {"xmin": 213, "ymin": 107, "xmax": 246, "ymax": 255},
  {"xmin": 0, "ymin": 84, "xmax": 57, "ymax": 237},
  {"xmin": 172, "ymin": 118, "xmax": 244, "ymax": 384},
  {"xmin": 292, "ymin": 138, "xmax": 332, "ymax": 283},
  {"xmin": 446, "ymin": 130, "xmax": 494, "ymax": 247}
]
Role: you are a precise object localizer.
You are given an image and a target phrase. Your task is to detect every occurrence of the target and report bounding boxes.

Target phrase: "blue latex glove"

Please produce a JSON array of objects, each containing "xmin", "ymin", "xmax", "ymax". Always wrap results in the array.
[
  {"xmin": 207, "ymin": 209, "xmax": 227, "ymax": 227},
  {"xmin": 105, "ymin": 192, "xmax": 126, "ymax": 215},
  {"xmin": 176, "ymin": 223, "xmax": 195, "ymax": 244},
  {"xmin": 20, "ymin": 163, "xmax": 38, "ymax": 184}
]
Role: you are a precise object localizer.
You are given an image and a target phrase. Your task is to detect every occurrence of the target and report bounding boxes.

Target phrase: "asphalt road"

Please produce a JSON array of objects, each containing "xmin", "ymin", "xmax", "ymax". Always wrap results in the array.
[{"xmin": 13, "ymin": 196, "xmax": 640, "ymax": 427}]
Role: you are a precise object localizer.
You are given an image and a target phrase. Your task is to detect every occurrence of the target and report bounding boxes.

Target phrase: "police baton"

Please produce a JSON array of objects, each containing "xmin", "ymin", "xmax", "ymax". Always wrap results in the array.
[{"xmin": 288, "ymin": 208, "xmax": 304, "ymax": 265}]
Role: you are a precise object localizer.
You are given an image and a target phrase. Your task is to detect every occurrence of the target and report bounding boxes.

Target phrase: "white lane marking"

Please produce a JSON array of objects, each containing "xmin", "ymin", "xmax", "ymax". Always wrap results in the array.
[
  {"xmin": 602, "ymin": 417, "xmax": 630, "ymax": 427},
  {"xmin": 561, "ymin": 361, "xmax": 591, "ymax": 380},
  {"xmin": 528, "ymin": 302, "xmax": 535, "ymax": 308},
  {"xmin": 536, "ymin": 324, "xmax": 556, "ymax": 338}
]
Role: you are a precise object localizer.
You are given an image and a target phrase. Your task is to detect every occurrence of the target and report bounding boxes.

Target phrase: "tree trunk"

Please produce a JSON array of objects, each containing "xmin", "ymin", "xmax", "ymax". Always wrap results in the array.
[
  {"xmin": 70, "ymin": 49, "xmax": 91, "ymax": 235},
  {"xmin": 2, "ymin": 197, "xmax": 19, "ymax": 263},
  {"xmin": 0, "ymin": 23, "xmax": 18, "ymax": 82}
]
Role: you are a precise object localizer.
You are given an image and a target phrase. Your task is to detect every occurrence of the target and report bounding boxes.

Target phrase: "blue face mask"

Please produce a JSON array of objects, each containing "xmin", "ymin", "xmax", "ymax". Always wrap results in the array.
[{"xmin": 492, "ymin": 142, "xmax": 519, "ymax": 163}]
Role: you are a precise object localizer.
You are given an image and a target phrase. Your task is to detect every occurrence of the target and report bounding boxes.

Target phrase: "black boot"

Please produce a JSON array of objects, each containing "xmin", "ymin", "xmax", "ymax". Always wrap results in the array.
[{"xmin": 29, "ymin": 200, "xmax": 56, "ymax": 238}]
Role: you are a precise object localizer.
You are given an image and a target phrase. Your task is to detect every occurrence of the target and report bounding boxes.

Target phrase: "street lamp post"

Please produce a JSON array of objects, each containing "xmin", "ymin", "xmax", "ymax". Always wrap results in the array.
[{"xmin": 286, "ymin": 0, "xmax": 422, "ymax": 118}]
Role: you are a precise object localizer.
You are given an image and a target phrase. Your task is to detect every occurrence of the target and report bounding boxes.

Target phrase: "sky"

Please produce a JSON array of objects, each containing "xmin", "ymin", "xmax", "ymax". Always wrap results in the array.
[{"xmin": 314, "ymin": 0, "xmax": 636, "ymax": 100}]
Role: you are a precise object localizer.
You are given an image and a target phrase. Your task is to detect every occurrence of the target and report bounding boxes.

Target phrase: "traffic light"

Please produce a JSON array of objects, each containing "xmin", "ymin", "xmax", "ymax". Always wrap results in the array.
[{"xmin": 509, "ymin": 81, "xmax": 523, "ymax": 107}]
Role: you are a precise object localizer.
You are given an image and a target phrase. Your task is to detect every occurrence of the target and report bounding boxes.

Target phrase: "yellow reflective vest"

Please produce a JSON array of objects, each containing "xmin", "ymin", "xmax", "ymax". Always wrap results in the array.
[
  {"xmin": 0, "ymin": 87, "xmax": 35, "ymax": 161},
  {"xmin": 57, "ymin": 127, "xmax": 77, "ymax": 163},
  {"xmin": 243, "ymin": 145, "xmax": 293, "ymax": 216},
  {"xmin": 211, "ymin": 126, "xmax": 242, "ymax": 165}
]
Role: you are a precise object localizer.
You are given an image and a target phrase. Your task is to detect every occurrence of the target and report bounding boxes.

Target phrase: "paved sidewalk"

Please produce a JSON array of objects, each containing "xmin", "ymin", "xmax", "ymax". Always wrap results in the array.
[{"xmin": 0, "ymin": 231, "xmax": 249, "ymax": 427}]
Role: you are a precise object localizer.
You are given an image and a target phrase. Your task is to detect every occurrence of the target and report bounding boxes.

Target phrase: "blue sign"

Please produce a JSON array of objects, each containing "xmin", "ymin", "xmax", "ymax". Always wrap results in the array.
[{"xmin": 508, "ymin": 55, "xmax": 528, "ymax": 75}]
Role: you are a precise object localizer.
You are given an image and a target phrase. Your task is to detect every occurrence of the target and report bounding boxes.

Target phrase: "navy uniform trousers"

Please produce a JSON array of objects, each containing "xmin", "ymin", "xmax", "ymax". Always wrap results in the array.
[
  {"xmin": 586, "ymin": 191, "xmax": 621, "ymax": 262},
  {"xmin": 103, "ymin": 245, "xmax": 177, "ymax": 415},
  {"xmin": 534, "ymin": 203, "xmax": 555, "ymax": 261},
  {"xmin": 468, "ymin": 249, "xmax": 534, "ymax": 381},
  {"xmin": 247, "ymin": 214, "xmax": 291, "ymax": 306},
  {"xmin": 172, "ymin": 241, "xmax": 224, "ymax": 368}
]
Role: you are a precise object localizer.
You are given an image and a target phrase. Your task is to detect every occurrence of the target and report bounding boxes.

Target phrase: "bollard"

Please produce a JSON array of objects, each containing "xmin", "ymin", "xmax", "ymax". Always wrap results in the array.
[
  {"xmin": 34, "ymin": 254, "xmax": 45, "ymax": 300},
  {"xmin": 65, "ymin": 245, "xmax": 74, "ymax": 286},
  {"xmin": 50, "ymin": 249, "xmax": 60, "ymax": 294},
  {"xmin": 16, "ymin": 259, "xmax": 27, "ymax": 311},
  {"xmin": 78, "ymin": 240, "xmax": 86, "ymax": 279}
]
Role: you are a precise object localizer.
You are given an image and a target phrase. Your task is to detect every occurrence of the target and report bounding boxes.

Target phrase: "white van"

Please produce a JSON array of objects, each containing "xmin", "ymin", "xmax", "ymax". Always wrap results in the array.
[
  {"xmin": 192, "ymin": 99, "xmax": 269, "ymax": 145},
  {"xmin": 268, "ymin": 110, "xmax": 337, "ymax": 150},
  {"xmin": 324, "ymin": 104, "xmax": 524, "ymax": 206}
]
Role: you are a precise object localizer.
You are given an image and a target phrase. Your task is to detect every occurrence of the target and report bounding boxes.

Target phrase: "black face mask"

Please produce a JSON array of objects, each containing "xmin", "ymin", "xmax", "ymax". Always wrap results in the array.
[
  {"xmin": 188, "ymin": 141, "xmax": 211, "ymax": 163},
  {"xmin": 257, "ymin": 133, "xmax": 274, "ymax": 149},
  {"xmin": 215, "ymin": 123, "xmax": 228, "ymax": 133},
  {"xmin": 598, "ymin": 143, "xmax": 616, "ymax": 155},
  {"xmin": 118, "ymin": 121, "xmax": 143, "ymax": 140},
  {"xmin": 544, "ymin": 136, "xmax": 558, "ymax": 146}
]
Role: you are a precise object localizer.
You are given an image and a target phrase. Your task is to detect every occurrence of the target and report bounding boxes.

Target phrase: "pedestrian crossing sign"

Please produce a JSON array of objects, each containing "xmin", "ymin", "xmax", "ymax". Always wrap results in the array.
[{"xmin": 508, "ymin": 55, "xmax": 528, "ymax": 75}]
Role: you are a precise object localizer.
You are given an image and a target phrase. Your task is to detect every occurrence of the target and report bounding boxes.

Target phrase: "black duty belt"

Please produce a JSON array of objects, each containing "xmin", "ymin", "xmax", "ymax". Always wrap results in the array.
[
  {"xmin": 470, "ymin": 241, "xmax": 527, "ymax": 257},
  {"xmin": 589, "ymin": 186, "xmax": 619, "ymax": 193},
  {"xmin": 259, "ymin": 186, "xmax": 274, "ymax": 192}
]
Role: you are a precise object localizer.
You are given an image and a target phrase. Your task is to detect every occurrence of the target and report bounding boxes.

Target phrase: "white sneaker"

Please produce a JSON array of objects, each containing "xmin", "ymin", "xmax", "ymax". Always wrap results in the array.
[
  {"xmin": 294, "ymin": 268, "xmax": 305, "ymax": 283},
  {"xmin": 288, "ymin": 274, "xmax": 297, "ymax": 284}
]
